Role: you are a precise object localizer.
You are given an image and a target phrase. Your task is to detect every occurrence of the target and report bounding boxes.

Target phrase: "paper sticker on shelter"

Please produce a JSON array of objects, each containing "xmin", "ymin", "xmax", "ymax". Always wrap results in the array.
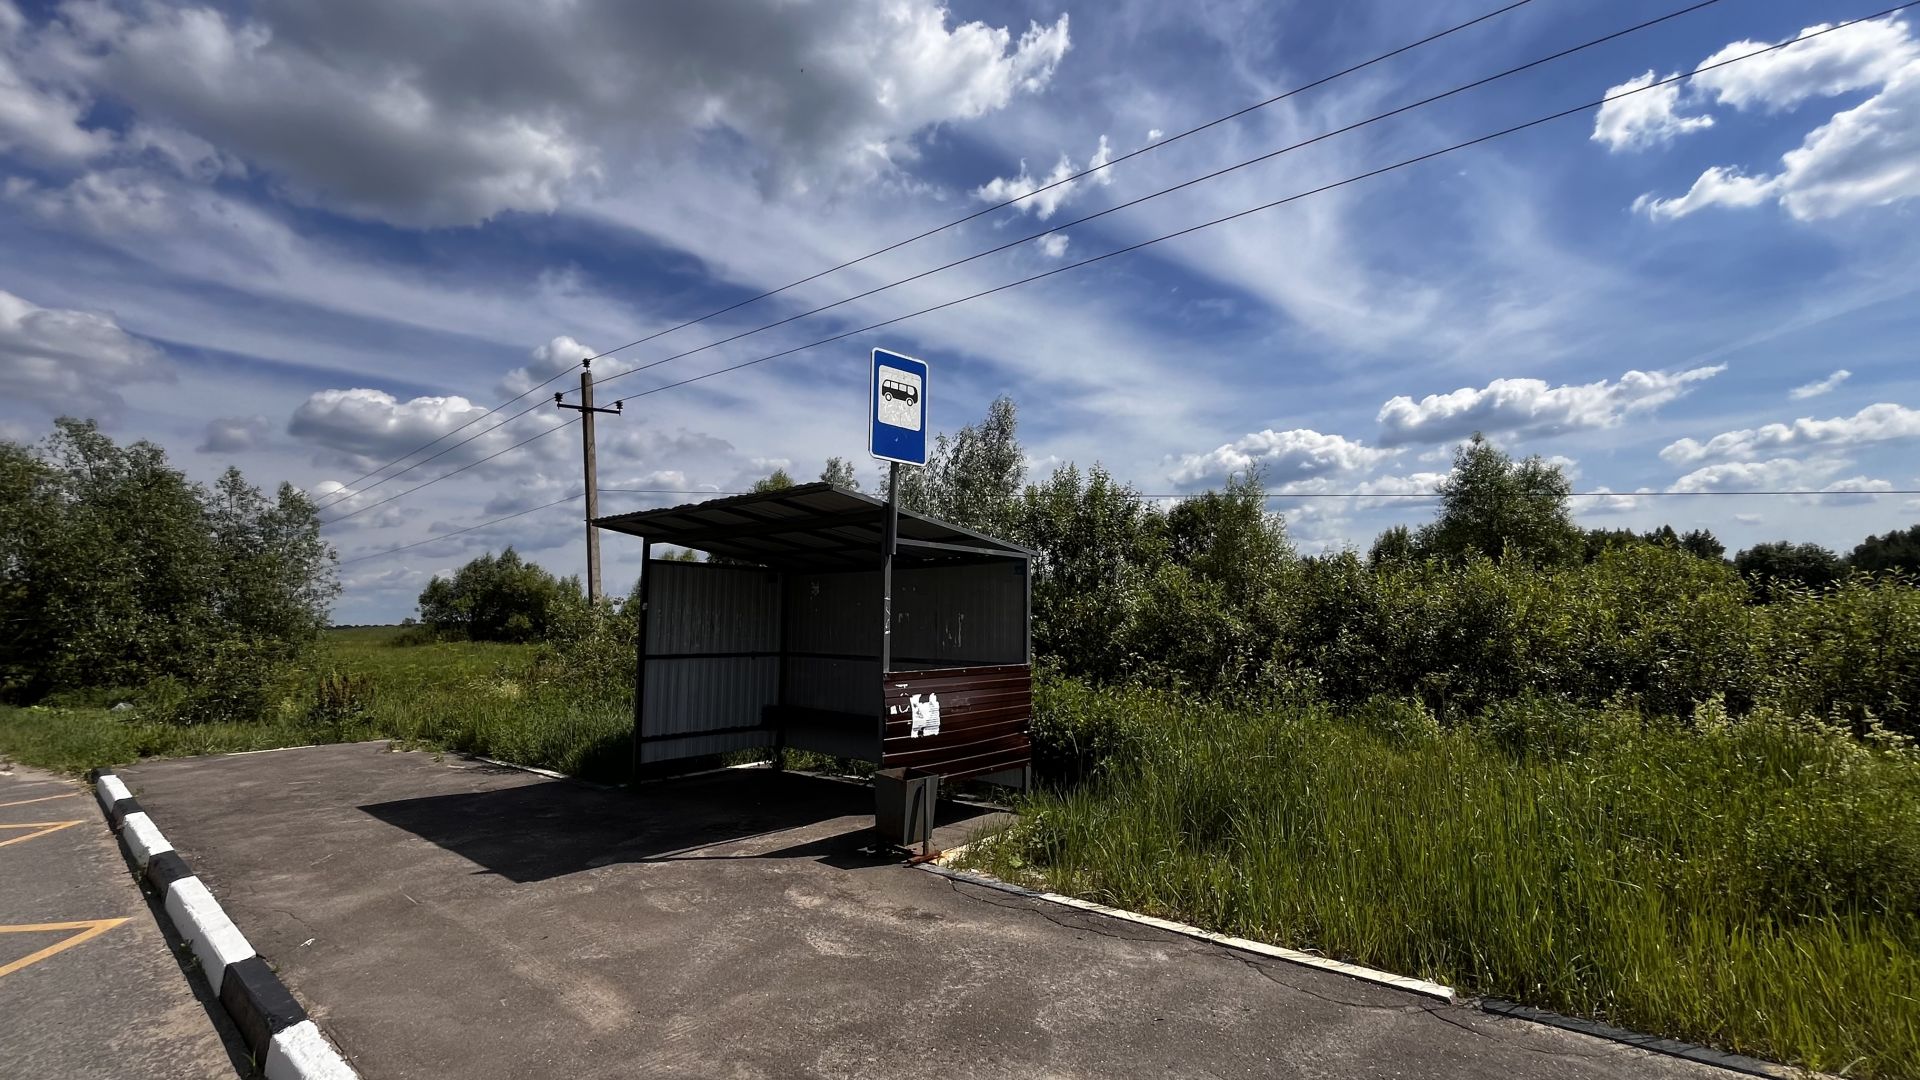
[
  {"xmin": 592, "ymin": 484, "xmax": 1032, "ymax": 788},
  {"xmin": 910, "ymin": 693, "xmax": 941, "ymax": 738}
]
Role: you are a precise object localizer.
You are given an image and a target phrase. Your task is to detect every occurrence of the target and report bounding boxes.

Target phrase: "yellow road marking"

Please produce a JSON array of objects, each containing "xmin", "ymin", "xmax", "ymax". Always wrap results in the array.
[
  {"xmin": 0, "ymin": 919, "xmax": 132, "ymax": 979},
  {"xmin": 0, "ymin": 821, "xmax": 83, "ymax": 848},
  {"xmin": 0, "ymin": 792, "xmax": 80, "ymax": 809}
]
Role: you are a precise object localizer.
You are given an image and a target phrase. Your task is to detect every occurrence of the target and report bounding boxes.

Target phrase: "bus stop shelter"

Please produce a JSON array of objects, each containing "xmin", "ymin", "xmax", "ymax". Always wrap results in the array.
[{"xmin": 593, "ymin": 484, "xmax": 1034, "ymax": 790}]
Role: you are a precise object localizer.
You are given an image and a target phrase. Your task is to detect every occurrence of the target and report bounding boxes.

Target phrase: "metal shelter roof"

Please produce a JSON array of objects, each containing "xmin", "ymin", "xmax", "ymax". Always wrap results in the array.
[{"xmin": 593, "ymin": 483, "xmax": 1033, "ymax": 571}]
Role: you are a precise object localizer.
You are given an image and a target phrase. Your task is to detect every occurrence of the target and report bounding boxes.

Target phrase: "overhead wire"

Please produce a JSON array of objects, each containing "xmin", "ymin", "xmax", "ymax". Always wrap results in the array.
[
  {"xmin": 576, "ymin": 0, "xmax": 1727, "ymax": 399},
  {"xmin": 575, "ymin": 4, "xmax": 1919, "ymax": 411},
  {"xmin": 308, "ymin": 0, "xmax": 1549, "ymax": 510},
  {"xmin": 320, "ymin": 416, "xmax": 579, "ymax": 527},
  {"xmin": 329, "ymin": 1, "xmax": 1920, "ymax": 549},
  {"xmin": 336, "ymin": 493, "xmax": 585, "ymax": 566}
]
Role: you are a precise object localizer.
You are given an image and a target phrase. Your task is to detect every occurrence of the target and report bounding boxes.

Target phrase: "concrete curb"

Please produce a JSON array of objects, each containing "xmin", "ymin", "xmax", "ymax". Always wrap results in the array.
[
  {"xmin": 88, "ymin": 768, "xmax": 358, "ymax": 1080},
  {"xmin": 922, "ymin": 855, "xmax": 1814, "ymax": 1079},
  {"xmin": 917, "ymin": 861, "xmax": 1455, "ymax": 1000}
]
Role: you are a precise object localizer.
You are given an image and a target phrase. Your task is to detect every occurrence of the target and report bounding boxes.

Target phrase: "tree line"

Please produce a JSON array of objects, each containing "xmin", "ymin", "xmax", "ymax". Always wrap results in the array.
[
  {"xmin": 422, "ymin": 396, "xmax": 1919, "ymax": 739},
  {"xmin": 1, "ymin": 419, "xmax": 335, "ymax": 712}
]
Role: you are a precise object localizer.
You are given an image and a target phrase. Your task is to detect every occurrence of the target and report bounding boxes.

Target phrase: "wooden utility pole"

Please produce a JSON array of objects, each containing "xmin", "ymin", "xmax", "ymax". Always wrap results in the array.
[{"xmin": 555, "ymin": 360, "xmax": 621, "ymax": 603}]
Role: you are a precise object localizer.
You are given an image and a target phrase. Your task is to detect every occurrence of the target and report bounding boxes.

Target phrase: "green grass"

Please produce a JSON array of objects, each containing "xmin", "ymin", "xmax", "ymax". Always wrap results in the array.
[
  {"xmin": 0, "ymin": 626, "xmax": 632, "ymax": 779},
  {"xmin": 958, "ymin": 683, "xmax": 1920, "ymax": 1077},
  {"xmin": 8, "ymin": 631, "xmax": 1916, "ymax": 1074}
]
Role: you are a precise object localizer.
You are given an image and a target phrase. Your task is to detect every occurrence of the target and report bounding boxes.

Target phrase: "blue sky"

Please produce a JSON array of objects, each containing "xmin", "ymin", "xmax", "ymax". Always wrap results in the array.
[{"xmin": 2, "ymin": 0, "xmax": 1917, "ymax": 623}]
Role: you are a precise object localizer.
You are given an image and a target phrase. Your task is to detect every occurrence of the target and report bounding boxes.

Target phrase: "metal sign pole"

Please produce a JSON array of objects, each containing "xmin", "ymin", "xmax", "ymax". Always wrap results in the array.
[{"xmin": 880, "ymin": 461, "xmax": 899, "ymax": 677}]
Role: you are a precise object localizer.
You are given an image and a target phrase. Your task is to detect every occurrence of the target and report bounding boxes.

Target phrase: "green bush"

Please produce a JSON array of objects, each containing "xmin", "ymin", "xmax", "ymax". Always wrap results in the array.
[
  {"xmin": 146, "ymin": 640, "xmax": 294, "ymax": 727},
  {"xmin": 416, "ymin": 548, "xmax": 585, "ymax": 643},
  {"xmin": 1027, "ymin": 671, "xmax": 1156, "ymax": 786},
  {"xmin": 0, "ymin": 420, "xmax": 334, "ymax": 702},
  {"xmin": 1761, "ymin": 573, "xmax": 1920, "ymax": 738}
]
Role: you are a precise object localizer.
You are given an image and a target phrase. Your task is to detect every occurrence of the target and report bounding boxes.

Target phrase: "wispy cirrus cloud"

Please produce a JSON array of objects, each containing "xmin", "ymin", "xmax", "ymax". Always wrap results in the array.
[{"xmin": 1789, "ymin": 368, "xmax": 1851, "ymax": 400}]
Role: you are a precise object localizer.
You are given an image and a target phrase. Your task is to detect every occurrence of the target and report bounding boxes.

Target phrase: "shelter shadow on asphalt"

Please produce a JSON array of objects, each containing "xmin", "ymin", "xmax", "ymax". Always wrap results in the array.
[{"xmin": 357, "ymin": 767, "xmax": 992, "ymax": 883}]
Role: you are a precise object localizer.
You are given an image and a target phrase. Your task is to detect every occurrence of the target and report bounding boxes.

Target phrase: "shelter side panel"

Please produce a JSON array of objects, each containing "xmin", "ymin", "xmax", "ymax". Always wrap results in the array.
[
  {"xmin": 881, "ymin": 664, "xmax": 1032, "ymax": 781},
  {"xmin": 641, "ymin": 560, "xmax": 782, "ymax": 760}
]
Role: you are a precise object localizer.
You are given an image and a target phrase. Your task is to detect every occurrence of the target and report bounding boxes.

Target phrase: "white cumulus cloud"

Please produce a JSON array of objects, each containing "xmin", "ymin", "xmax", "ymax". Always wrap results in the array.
[
  {"xmin": 0, "ymin": 288, "xmax": 169, "ymax": 409},
  {"xmin": 288, "ymin": 387, "xmax": 571, "ymax": 473},
  {"xmin": 1660, "ymin": 402, "xmax": 1920, "ymax": 465},
  {"xmin": 197, "ymin": 415, "xmax": 269, "ymax": 454},
  {"xmin": 1629, "ymin": 16, "xmax": 1920, "ymax": 221},
  {"xmin": 975, "ymin": 134, "xmax": 1112, "ymax": 220},
  {"xmin": 1375, "ymin": 365, "xmax": 1725, "ymax": 446},
  {"xmin": 1590, "ymin": 70, "xmax": 1713, "ymax": 151},
  {"xmin": 1169, "ymin": 428, "xmax": 1396, "ymax": 488},
  {"xmin": 11, "ymin": 0, "xmax": 1072, "ymax": 226},
  {"xmin": 498, "ymin": 335, "xmax": 596, "ymax": 398}
]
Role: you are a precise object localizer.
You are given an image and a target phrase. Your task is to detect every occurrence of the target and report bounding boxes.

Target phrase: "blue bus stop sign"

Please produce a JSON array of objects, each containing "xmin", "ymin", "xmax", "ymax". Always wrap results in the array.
[{"xmin": 870, "ymin": 348, "xmax": 928, "ymax": 467}]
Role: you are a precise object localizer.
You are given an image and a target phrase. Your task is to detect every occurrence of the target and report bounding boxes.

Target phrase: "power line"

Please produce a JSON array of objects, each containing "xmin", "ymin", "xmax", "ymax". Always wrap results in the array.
[
  {"xmin": 320, "ymin": 416, "xmax": 579, "ymax": 527},
  {"xmin": 310, "ymin": 0, "xmax": 1543, "ymax": 510},
  {"xmin": 326, "ymin": 3, "xmax": 1916, "ymax": 525},
  {"xmin": 576, "ymin": 0, "xmax": 1726, "ymax": 399},
  {"xmin": 336, "ymin": 493, "xmax": 585, "ymax": 566},
  {"xmin": 317, "ymin": 394, "xmax": 557, "ymax": 510},
  {"xmin": 319, "ymin": 0, "xmax": 1720, "ymax": 515},
  {"xmin": 576, "ymin": 5, "xmax": 1918, "ymax": 411}
]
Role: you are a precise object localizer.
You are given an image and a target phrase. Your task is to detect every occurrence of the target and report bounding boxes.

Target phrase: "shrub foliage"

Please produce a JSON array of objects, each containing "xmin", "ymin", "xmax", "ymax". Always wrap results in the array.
[{"xmin": 0, "ymin": 419, "xmax": 336, "ymax": 705}]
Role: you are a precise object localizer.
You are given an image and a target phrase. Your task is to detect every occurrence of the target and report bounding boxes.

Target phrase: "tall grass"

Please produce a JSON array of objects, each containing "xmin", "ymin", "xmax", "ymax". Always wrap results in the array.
[
  {"xmin": 0, "ymin": 626, "xmax": 634, "ymax": 780},
  {"xmin": 962, "ymin": 682, "xmax": 1920, "ymax": 1077}
]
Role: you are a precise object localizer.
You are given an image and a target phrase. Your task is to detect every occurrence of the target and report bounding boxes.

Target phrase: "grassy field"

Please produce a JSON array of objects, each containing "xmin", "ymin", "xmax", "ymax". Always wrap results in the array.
[
  {"xmin": 6, "ymin": 630, "xmax": 1917, "ymax": 1074},
  {"xmin": 0, "ymin": 626, "xmax": 631, "ymax": 778},
  {"xmin": 961, "ymin": 680, "xmax": 1920, "ymax": 1078}
]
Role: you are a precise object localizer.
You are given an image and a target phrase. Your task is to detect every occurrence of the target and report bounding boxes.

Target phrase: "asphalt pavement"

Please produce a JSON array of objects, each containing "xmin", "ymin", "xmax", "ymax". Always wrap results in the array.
[
  {"xmin": 121, "ymin": 742, "xmax": 1741, "ymax": 1080},
  {"xmin": 0, "ymin": 760, "xmax": 245, "ymax": 1079}
]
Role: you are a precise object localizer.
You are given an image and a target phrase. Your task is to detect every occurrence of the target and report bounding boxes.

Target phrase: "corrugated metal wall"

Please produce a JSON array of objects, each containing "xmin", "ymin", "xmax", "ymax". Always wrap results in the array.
[
  {"xmin": 637, "ymin": 558, "xmax": 1028, "ymax": 763},
  {"xmin": 641, "ymin": 563, "xmax": 780, "ymax": 762},
  {"xmin": 892, "ymin": 562, "xmax": 1027, "ymax": 667},
  {"xmin": 782, "ymin": 563, "xmax": 1025, "ymax": 670}
]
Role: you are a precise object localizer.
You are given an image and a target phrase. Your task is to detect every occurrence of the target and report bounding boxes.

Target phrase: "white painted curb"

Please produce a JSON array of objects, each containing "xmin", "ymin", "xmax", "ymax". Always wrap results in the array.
[
  {"xmin": 922, "ymin": 863, "xmax": 1455, "ymax": 1001},
  {"xmin": 266, "ymin": 1021, "xmax": 359, "ymax": 1080},
  {"xmin": 94, "ymin": 768, "xmax": 361, "ymax": 1080},
  {"xmin": 119, "ymin": 810, "xmax": 173, "ymax": 867},
  {"xmin": 95, "ymin": 773, "xmax": 132, "ymax": 813},
  {"xmin": 164, "ymin": 876, "xmax": 255, "ymax": 996}
]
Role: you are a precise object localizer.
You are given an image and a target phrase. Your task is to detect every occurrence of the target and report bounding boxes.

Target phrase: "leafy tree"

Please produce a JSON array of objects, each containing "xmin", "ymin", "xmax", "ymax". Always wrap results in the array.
[
  {"xmin": 750, "ymin": 467, "xmax": 796, "ymax": 493},
  {"xmin": 1584, "ymin": 524, "xmax": 1725, "ymax": 563},
  {"xmin": 895, "ymin": 395, "xmax": 1024, "ymax": 535},
  {"xmin": 0, "ymin": 419, "xmax": 335, "ymax": 700},
  {"xmin": 1017, "ymin": 463, "xmax": 1160, "ymax": 683},
  {"xmin": 1127, "ymin": 471, "xmax": 1297, "ymax": 693},
  {"xmin": 416, "ymin": 548, "xmax": 583, "ymax": 642},
  {"xmin": 1849, "ymin": 524, "xmax": 1920, "ymax": 575},
  {"xmin": 1734, "ymin": 541, "xmax": 1844, "ymax": 601},
  {"xmin": 1679, "ymin": 528, "xmax": 1726, "ymax": 561},
  {"xmin": 1369, "ymin": 524, "xmax": 1417, "ymax": 568},
  {"xmin": 819, "ymin": 457, "xmax": 859, "ymax": 489},
  {"xmin": 1416, "ymin": 435, "xmax": 1582, "ymax": 565},
  {"xmin": 206, "ymin": 468, "xmax": 336, "ymax": 647}
]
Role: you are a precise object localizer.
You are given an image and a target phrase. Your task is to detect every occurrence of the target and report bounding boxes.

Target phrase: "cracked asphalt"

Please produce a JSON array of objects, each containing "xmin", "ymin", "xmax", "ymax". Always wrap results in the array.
[{"xmin": 121, "ymin": 742, "xmax": 1737, "ymax": 1079}]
